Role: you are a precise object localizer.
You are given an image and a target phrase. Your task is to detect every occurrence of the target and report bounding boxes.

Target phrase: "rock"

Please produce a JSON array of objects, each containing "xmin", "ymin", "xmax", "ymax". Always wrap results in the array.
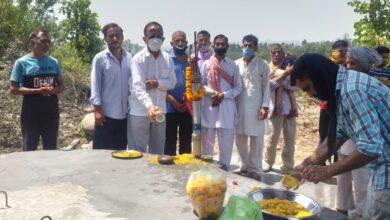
[
  {"xmin": 81, "ymin": 113, "xmax": 95, "ymax": 136},
  {"xmin": 80, "ymin": 141, "xmax": 92, "ymax": 149},
  {"xmin": 60, "ymin": 139, "xmax": 80, "ymax": 151}
]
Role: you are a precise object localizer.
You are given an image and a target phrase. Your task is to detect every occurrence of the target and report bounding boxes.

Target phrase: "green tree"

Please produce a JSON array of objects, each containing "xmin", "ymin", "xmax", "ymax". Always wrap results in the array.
[
  {"xmin": 0, "ymin": 0, "xmax": 58, "ymax": 53},
  {"xmin": 348, "ymin": 0, "xmax": 390, "ymax": 47},
  {"xmin": 58, "ymin": 0, "xmax": 103, "ymax": 63}
]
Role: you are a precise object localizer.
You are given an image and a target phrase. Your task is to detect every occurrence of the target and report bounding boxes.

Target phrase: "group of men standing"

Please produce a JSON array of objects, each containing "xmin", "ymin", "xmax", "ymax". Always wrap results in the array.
[
  {"xmin": 10, "ymin": 22, "xmax": 299, "ymax": 182},
  {"xmin": 88, "ymin": 22, "xmax": 298, "ymax": 181}
]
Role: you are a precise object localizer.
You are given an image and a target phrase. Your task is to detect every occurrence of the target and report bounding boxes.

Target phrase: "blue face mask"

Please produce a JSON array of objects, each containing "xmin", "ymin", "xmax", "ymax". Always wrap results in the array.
[{"xmin": 242, "ymin": 47, "xmax": 254, "ymax": 58}]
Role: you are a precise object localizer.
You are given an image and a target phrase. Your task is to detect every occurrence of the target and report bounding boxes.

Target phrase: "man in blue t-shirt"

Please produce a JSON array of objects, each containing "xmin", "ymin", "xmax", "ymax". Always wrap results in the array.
[{"xmin": 10, "ymin": 28, "xmax": 65, "ymax": 151}]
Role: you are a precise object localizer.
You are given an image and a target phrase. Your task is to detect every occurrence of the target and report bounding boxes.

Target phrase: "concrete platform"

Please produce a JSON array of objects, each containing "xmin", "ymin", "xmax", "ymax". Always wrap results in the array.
[{"xmin": 0, "ymin": 150, "xmax": 346, "ymax": 220}]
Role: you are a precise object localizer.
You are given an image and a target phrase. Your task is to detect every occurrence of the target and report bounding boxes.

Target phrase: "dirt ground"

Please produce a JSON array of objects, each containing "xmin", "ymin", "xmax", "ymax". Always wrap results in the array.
[{"xmin": 270, "ymin": 95, "xmax": 321, "ymax": 167}]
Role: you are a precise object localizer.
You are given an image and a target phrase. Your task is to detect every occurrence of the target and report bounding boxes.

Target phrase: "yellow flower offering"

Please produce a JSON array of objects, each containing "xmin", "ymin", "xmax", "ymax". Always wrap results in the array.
[
  {"xmin": 111, "ymin": 150, "xmax": 142, "ymax": 159},
  {"xmin": 259, "ymin": 198, "xmax": 312, "ymax": 218},
  {"xmin": 281, "ymin": 175, "xmax": 299, "ymax": 189},
  {"xmin": 186, "ymin": 167, "xmax": 227, "ymax": 219},
  {"xmin": 185, "ymin": 58, "xmax": 205, "ymax": 101}
]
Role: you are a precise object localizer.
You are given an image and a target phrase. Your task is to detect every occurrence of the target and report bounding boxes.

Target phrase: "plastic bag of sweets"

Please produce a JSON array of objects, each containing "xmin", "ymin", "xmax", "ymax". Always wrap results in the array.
[{"xmin": 186, "ymin": 166, "xmax": 227, "ymax": 219}]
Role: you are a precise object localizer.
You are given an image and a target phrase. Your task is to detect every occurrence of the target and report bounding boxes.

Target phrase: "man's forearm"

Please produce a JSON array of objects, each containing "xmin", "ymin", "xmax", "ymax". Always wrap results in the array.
[
  {"xmin": 327, "ymin": 150, "xmax": 375, "ymax": 177},
  {"xmin": 306, "ymin": 138, "xmax": 345, "ymax": 165}
]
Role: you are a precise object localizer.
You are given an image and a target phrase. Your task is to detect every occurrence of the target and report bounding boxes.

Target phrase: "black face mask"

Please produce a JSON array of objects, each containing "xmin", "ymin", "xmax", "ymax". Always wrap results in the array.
[
  {"xmin": 173, "ymin": 46, "xmax": 187, "ymax": 56},
  {"xmin": 214, "ymin": 47, "xmax": 227, "ymax": 56}
]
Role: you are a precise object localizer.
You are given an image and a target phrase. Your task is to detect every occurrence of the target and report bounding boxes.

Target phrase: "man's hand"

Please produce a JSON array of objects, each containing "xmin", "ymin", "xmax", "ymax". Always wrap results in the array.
[
  {"xmin": 173, "ymin": 102, "xmax": 187, "ymax": 112},
  {"xmin": 302, "ymin": 165, "xmax": 331, "ymax": 184},
  {"xmin": 211, "ymin": 92, "xmax": 224, "ymax": 107},
  {"xmin": 293, "ymin": 158, "xmax": 314, "ymax": 182},
  {"xmin": 148, "ymin": 105, "xmax": 161, "ymax": 123},
  {"xmin": 258, "ymin": 107, "xmax": 268, "ymax": 120},
  {"xmin": 93, "ymin": 106, "xmax": 105, "ymax": 126},
  {"xmin": 40, "ymin": 83, "xmax": 53, "ymax": 96},
  {"xmin": 145, "ymin": 80, "xmax": 159, "ymax": 90},
  {"xmin": 284, "ymin": 63, "xmax": 293, "ymax": 76}
]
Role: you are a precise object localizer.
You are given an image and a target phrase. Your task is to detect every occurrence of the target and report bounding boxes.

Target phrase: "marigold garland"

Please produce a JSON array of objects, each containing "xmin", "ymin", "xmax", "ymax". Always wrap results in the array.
[{"xmin": 185, "ymin": 59, "xmax": 205, "ymax": 101}]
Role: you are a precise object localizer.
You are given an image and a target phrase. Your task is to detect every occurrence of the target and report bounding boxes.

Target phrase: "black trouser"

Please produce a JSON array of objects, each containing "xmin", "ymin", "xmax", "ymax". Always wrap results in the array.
[
  {"xmin": 164, "ymin": 111, "xmax": 193, "ymax": 156},
  {"xmin": 319, "ymin": 109, "xmax": 329, "ymax": 144},
  {"xmin": 21, "ymin": 95, "xmax": 59, "ymax": 151},
  {"xmin": 93, "ymin": 116, "xmax": 127, "ymax": 150}
]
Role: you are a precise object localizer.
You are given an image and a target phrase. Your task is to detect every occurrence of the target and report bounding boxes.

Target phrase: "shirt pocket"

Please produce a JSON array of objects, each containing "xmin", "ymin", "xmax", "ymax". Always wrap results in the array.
[{"xmin": 159, "ymin": 67, "xmax": 172, "ymax": 79}]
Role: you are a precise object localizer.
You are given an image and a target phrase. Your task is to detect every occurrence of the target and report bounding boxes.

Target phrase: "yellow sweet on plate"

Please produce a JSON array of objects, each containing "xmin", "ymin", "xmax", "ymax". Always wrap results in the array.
[
  {"xmin": 281, "ymin": 175, "xmax": 299, "ymax": 189},
  {"xmin": 111, "ymin": 150, "xmax": 143, "ymax": 159},
  {"xmin": 258, "ymin": 198, "xmax": 312, "ymax": 218}
]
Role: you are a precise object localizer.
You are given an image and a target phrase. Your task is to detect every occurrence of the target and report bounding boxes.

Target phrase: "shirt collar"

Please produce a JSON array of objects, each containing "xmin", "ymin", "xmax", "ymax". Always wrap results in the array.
[{"xmin": 104, "ymin": 48, "xmax": 127, "ymax": 59}]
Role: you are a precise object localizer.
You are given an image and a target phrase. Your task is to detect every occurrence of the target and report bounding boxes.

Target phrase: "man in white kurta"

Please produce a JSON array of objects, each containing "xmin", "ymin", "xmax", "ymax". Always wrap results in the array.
[
  {"xmin": 200, "ymin": 34, "xmax": 242, "ymax": 170},
  {"xmin": 235, "ymin": 35, "xmax": 270, "ymax": 180},
  {"xmin": 128, "ymin": 22, "xmax": 176, "ymax": 154}
]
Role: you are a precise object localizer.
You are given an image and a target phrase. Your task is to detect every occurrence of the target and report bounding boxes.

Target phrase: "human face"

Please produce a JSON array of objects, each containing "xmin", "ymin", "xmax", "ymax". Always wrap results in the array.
[
  {"xmin": 380, "ymin": 52, "xmax": 389, "ymax": 67},
  {"xmin": 143, "ymin": 24, "xmax": 164, "ymax": 44},
  {"xmin": 31, "ymin": 31, "xmax": 51, "ymax": 56},
  {"xmin": 346, "ymin": 53, "xmax": 366, "ymax": 73},
  {"xmin": 105, "ymin": 27, "xmax": 123, "ymax": 51},
  {"xmin": 295, "ymin": 78, "xmax": 317, "ymax": 98},
  {"xmin": 171, "ymin": 32, "xmax": 187, "ymax": 48},
  {"xmin": 270, "ymin": 46, "xmax": 284, "ymax": 65},
  {"xmin": 197, "ymin": 33, "xmax": 210, "ymax": 47},
  {"xmin": 242, "ymin": 41, "xmax": 257, "ymax": 51},
  {"xmin": 213, "ymin": 37, "xmax": 227, "ymax": 50}
]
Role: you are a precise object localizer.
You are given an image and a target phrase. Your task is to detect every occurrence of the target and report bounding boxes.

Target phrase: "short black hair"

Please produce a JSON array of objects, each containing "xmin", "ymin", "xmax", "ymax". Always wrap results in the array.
[
  {"xmin": 213, "ymin": 34, "xmax": 228, "ymax": 45},
  {"xmin": 29, "ymin": 28, "xmax": 50, "ymax": 42},
  {"xmin": 331, "ymin": 40, "xmax": 348, "ymax": 50},
  {"xmin": 102, "ymin": 23, "xmax": 123, "ymax": 38},
  {"xmin": 242, "ymin": 34, "xmax": 258, "ymax": 48},
  {"xmin": 143, "ymin": 21, "xmax": 163, "ymax": 37},
  {"xmin": 198, "ymin": 30, "xmax": 210, "ymax": 39},
  {"xmin": 375, "ymin": 45, "xmax": 390, "ymax": 54}
]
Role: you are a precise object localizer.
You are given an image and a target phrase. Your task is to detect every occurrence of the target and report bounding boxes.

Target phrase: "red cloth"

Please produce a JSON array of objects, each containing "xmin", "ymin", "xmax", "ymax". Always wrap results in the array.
[
  {"xmin": 320, "ymin": 101, "xmax": 327, "ymax": 110},
  {"xmin": 208, "ymin": 56, "xmax": 233, "ymax": 92}
]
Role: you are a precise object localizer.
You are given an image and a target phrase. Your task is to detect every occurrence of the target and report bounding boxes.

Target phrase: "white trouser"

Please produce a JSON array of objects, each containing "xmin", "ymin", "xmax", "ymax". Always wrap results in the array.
[
  {"xmin": 201, "ymin": 127, "xmax": 234, "ymax": 168},
  {"xmin": 336, "ymin": 153, "xmax": 370, "ymax": 214},
  {"xmin": 127, "ymin": 115, "xmax": 166, "ymax": 154},
  {"xmin": 235, "ymin": 134, "xmax": 264, "ymax": 174}
]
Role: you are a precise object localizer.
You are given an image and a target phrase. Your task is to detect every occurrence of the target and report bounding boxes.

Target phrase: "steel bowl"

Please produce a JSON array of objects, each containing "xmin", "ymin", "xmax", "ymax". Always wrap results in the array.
[{"xmin": 247, "ymin": 188, "xmax": 321, "ymax": 220}]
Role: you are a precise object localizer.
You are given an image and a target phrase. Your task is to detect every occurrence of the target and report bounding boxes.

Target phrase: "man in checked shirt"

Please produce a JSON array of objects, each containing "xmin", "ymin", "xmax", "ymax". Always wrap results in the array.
[{"xmin": 291, "ymin": 53, "xmax": 390, "ymax": 220}]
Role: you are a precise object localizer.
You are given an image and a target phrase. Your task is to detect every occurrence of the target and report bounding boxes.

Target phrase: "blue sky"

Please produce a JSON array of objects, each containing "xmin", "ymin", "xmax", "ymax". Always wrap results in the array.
[{"xmin": 90, "ymin": 0, "xmax": 361, "ymax": 46}]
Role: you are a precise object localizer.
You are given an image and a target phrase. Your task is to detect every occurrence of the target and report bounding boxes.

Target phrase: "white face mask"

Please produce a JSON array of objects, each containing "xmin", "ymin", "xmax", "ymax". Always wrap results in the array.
[
  {"xmin": 199, "ymin": 44, "xmax": 210, "ymax": 53},
  {"xmin": 148, "ymin": 37, "xmax": 163, "ymax": 52}
]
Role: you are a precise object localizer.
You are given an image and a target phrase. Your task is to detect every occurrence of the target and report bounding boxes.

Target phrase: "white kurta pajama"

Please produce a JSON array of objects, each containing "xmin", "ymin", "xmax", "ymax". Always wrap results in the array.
[
  {"xmin": 200, "ymin": 56, "xmax": 242, "ymax": 168},
  {"xmin": 235, "ymin": 57, "xmax": 270, "ymax": 174}
]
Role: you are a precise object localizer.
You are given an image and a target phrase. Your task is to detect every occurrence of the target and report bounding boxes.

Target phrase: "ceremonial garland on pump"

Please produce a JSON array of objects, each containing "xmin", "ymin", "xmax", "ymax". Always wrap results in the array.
[{"xmin": 185, "ymin": 57, "xmax": 205, "ymax": 101}]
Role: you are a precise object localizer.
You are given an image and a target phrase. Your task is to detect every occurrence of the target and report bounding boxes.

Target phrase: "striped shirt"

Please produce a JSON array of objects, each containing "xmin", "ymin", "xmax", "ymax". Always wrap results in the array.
[{"xmin": 335, "ymin": 66, "xmax": 390, "ymax": 190}]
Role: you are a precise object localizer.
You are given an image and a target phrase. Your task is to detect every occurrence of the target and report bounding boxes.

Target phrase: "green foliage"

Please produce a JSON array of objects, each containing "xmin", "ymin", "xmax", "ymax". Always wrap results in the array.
[
  {"xmin": 0, "ymin": 0, "xmax": 58, "ymax": 54},
  {"xmin": 227, "ymin": 40, "xmax": 335, "ymax": 61},
  {"xmin": 348, "ymin": 0, "xmax": 390, "ymax": 47},
  {"xmin": 122, "ymin": 39, "xmax": 143, "ymax": 55},
  {"xmin": 51, "ymin": 45, "xmax": 91, "ymax": 104},
  {"xmin": 58, "ymin": 0, "xmax": 103, "ymax": 63}
]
